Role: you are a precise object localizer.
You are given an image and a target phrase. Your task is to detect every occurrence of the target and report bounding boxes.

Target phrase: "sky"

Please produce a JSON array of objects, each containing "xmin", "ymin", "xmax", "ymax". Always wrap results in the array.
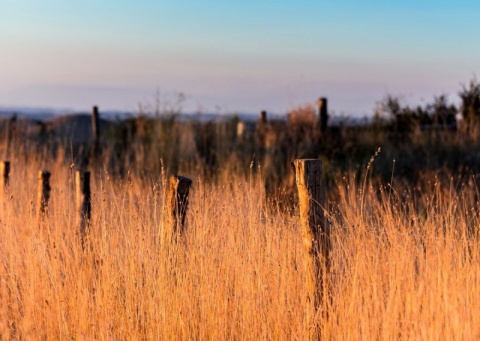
[{"xmin": 0, "ymin": 0, "xmax": 479, "ymax": 117}]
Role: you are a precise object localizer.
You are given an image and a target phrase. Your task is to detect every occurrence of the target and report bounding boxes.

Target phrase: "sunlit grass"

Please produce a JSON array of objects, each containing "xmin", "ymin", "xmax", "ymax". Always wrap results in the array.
[{"xmin": 1, "ymin": 154, "xmax": 480, "ymax": 339}]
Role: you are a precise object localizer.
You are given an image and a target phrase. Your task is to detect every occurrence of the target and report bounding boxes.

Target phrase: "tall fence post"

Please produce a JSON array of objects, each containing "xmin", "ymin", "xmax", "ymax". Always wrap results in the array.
[
  {"xmin": 75, "ymin": 171, "xmax": 91, "ymax": 244},
  {"xmin": 293, "ymin": 159, "xmax": 329, "ymax": 339},
  {"xmin": 317, "ymin": 97, "xmax": 328, "ymax": 134},
  {"xmin": 164, "ymin": 175, "xmax": 192, "ymax": 244},
  {"xmin": 0, "ymin": 161, "xmax": 10, "ymax": 197},
  {"xmin": 91, "ymin": 105, "xmax": 101, "ymax": 161},
  {"xmin": 37, "ymin": 170, "xmax": 51, "ymax": 222}
]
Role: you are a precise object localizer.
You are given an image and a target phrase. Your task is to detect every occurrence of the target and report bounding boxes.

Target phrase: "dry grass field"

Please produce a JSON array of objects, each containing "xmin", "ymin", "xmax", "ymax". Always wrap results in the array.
[{"xmin": 1, "ymin": 147, "xmax": 480, "ymax": 340}]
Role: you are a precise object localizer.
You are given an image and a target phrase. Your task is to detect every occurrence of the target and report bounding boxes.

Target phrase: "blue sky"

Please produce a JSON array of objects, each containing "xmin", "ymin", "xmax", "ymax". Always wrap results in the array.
[{"xmin": 1, "ymin": 1, "xmax": 479, "ymax": 116}]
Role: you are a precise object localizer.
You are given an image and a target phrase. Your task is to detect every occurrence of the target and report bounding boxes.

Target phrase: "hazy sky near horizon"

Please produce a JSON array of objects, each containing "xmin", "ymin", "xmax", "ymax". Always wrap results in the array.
[{"xmin": 1, "ymin": 0, "xmax": 479, "ymax": 116}]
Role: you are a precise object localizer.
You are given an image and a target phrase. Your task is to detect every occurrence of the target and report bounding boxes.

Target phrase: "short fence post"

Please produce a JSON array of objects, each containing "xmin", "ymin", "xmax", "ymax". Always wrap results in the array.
[
  {"xmin": 91, "ymin": 105, "xmax": 101, "ymax": 160},
  {"xmin": 0, "ymin": 161, "xmax": 10, "ymax": 197},
  {"xmin": 164, "ymin": 175, "xmax": 192, "ymax": 243},
  {"xmin": 236, "ymin": 121, "xmax": 245, "ymax": 138},
  {"xmin": 75, "ymin": 171, "xmax": 91, "ymax": 243},
  {"xmin": 293, "ymin": 159, "xmax": 329, "ymax": 338},
  {"xmin": 37, "ymin": 170, "xmax": 51, "ymax": 222}
]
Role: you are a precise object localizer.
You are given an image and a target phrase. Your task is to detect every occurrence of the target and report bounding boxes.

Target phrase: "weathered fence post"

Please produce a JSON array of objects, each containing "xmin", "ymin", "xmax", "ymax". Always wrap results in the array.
[
  {"xmin": 37, "ymin": 170, "xmax": 51, "ymax": 222},
  {"xmin": 317, "ymin": 97, "xmax": 328, "ymax": 134},
  {"xmin": 293, "ymin": 159, "xmax": 329, "ymax": 338},
  {"xmin": 0, "ymin": 161, "xmax": 10, "ymax": 197},
  {"xmin": 75, "ymin": 171, "xmax": 91, "ymax": 243},
  {"xmin": 91, "ymin": 105, "xmax": 101, "ymax": 160},
  {"xmin": 164, "ymin": 175, "xmax": 192, "ymax": 243}
]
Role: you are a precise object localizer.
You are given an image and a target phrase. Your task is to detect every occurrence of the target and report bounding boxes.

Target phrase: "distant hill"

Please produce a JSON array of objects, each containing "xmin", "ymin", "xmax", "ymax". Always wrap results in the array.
[
  {"xmin": 0, "ymin": 106, "xmax": 373, "ymax": 128},
  {"xmin": 48, "ymin": 114, "xmax": 112, "ymax": 144}
]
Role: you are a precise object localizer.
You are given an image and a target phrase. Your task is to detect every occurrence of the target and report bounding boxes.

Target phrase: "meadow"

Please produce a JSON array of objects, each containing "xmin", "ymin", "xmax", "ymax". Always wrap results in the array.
[{"xmin": 1, "ymin": 102, "xmax": 480, "ymax": 340}]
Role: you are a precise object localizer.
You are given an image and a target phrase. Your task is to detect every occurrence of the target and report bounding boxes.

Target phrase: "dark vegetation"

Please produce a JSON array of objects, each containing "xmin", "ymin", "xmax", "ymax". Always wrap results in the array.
[{"xmin": 2, "ymin": 78, "xmax": 480, "ymax": 197}]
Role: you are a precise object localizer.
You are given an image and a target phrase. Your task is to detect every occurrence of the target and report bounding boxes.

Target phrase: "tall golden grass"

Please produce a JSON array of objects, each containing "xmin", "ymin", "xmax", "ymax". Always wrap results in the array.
[{"xmin": 1, "ymin": 151, "xmax": 480, "ymax": 340}]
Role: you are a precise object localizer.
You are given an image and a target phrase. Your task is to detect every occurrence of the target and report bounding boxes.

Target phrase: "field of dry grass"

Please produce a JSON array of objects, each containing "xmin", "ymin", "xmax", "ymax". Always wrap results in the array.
[{"xmin": 1, "ymin": 148, "xmax": 480, "ymax": 340}]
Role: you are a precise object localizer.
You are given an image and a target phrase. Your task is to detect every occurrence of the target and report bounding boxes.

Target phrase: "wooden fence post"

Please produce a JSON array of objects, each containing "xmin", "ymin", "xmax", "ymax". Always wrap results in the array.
[
  {"xmin": 256, "ymin": 110, "xmax": 267, "ymax": 151},
  {"xmin": 164, "ymin": 175, "xmax": 192, "ymax": 243},
  {"xmin": 37, "ymin": 170, "xmax": 51, "ymax": 221},
  {"xmin": 0, "ymin": 161, "xmax": 10, "ymax": 197},
  {"xmin": 293, "ymin": 159, "xmax": 329, "ymax": 338},
  {"xmin": 317, "ymin": 97, "xmax": 328, "ymax": 134},
  {"xmin": 236, "ymin": 121, "xmax": 245, "ymax": 138},
  {"xmin": 75, "ymin": 171, "xmax": 91, "ymax": 243},
  {"xmin": 260, "ymin": 110, "xmax": 267, "ymax": 125},
  {"xmin": 91, "ymin": 105, "xmax": 101, "ymax": 160}
]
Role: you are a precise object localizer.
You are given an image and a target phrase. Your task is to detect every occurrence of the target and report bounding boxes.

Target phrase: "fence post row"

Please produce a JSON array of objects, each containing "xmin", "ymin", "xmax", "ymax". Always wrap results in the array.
[
  {"xmin": 75, "ymin": 171, "xmax": 91, "ymax": 243},
  {"xmin": 293, "ymin": 159, "xmax": 330, "ymax": 338},
  {"xmin": 37, "ymin": 170, "xmax": 51, "ymax": 221},
  {"xmin": 1, "ymin": 162, "xmax": 194, "ymax": 249},
  {"xmin": 164, "ymin": 175, "xmax": 192, "ymax": 243},
  {"xmin": 0, "ymin": 161, "xmax": 10, "ymax": 197}
]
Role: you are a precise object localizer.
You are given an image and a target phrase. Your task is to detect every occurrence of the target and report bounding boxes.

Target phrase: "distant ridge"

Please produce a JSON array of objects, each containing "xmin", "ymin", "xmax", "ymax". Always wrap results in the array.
[
  {"xmin": 0, "ymin": 106, "xmax": 271, "ymax": 123},
  {"xmin": 0, "ymin": 106, "xmax": 372, "ymax": 126}
]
